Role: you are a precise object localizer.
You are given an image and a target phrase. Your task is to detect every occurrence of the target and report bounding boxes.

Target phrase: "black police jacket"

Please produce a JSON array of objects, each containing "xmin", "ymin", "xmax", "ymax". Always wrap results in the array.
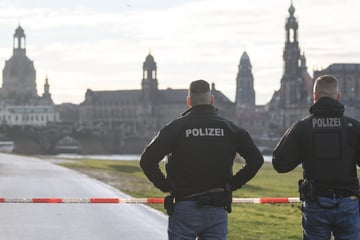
[
  {"xmin": 140, "ymin": 104, "xmax": 264, "ymax": 197},
  {"xmin": 273, "ymin": 97, "xmax": 360, "ymax": 196}
]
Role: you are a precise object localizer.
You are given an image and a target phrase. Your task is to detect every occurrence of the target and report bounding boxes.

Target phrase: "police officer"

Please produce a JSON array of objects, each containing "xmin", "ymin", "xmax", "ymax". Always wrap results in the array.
[
  {"xmin": 140, "ymin": 80, "xmax": 263, "ymax": 240},
  {"xmin": 272, "ymin": 75, "xmax": 360, "ymax": 239}
]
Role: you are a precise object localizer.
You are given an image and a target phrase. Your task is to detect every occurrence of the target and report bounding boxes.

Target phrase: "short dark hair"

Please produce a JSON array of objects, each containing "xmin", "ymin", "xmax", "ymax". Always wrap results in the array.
[
  {"xmin": 189, "ymin": 80, "xmax": 210, "ymax": 94},
  {"xmin": 314, "ymin": 75, "xmax": 338, "ymax": 99},
  {"xmin": 188, "ymin": 80, "xmax": 211, "ymax": 105}
]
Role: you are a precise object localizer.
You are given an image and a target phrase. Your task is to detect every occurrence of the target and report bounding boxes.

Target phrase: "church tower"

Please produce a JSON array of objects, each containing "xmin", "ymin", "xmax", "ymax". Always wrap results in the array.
[
  {"xmin": 2, "ymin": 25, "xmax": 38, "ymax": 104},
  {"xmin": 268, "ymin": 2, "xmax": 313, "ymax": 134},
  {"xmin": 141, "ymin": 53, "xmax": 158, "ymax": 103},
  {"xmin": 279, "ymin": 2, "xmax": 311, "ymax": 107},
  {"xmin": 235, "ymin": 51, "xmax": 255, "ymax": 110}
]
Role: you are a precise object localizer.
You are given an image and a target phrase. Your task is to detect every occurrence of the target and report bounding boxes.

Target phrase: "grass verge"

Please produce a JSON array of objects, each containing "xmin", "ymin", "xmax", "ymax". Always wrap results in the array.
[{"xmin": 55, "ymin": 158, "xmax": 303, "ymax": 239}]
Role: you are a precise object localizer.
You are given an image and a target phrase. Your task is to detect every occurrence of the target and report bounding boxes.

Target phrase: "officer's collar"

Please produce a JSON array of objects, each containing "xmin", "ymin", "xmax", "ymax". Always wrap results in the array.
[
  {"xmin": 181, "ymin": 104, "xmax": 218, "ymax": 116},
  {"xmin": 309, "ymin": 97, "xmax": 344, "ymax": 116}
]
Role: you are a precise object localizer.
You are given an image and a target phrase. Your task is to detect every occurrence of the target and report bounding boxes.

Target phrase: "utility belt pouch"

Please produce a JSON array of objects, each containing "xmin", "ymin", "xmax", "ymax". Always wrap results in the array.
[
  {"xmin": 298, "ymin": 179, "xmax": 315, "ymax": 201},
  {"xmin": 164, "ymin": 195, "xmax": 175, "ymax": 216}
]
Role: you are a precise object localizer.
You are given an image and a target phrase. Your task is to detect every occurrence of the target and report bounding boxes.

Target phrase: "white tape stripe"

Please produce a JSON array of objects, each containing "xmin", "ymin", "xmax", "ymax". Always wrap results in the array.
[
  {"xmin": 288, "ymin": 197, "xmax": 301, "ymax": 203},
  {"xmin": 62, "ymin": 198, "xmax": 91, "ymax": 203},
  {"xmin": 4, "ymin": 198, "xmax": 33, "ymax": 203}
]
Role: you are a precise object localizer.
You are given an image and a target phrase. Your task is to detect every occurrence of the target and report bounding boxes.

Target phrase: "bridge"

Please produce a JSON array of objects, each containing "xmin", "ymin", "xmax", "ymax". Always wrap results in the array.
[{"xmin": 0, "ymin": 123, "xmax": 150, "ymax": 155}]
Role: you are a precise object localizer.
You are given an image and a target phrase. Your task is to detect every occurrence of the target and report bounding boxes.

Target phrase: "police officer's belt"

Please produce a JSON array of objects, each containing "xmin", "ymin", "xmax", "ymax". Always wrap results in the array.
[
  {"xmin": 316, "ymin": 186, "xmax": 355, "ymax": 199},
  {"xmin": 175, "ymin": 188, "xmax": 226, "ymax": 206},
  {"xmin": 318, "ymin": 192, "xmax": 355, "ymax": 199}
]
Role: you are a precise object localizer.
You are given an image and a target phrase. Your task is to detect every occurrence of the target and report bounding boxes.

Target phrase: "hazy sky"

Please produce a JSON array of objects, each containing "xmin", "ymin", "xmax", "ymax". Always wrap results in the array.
[{"xmin": 0, "ymin": 0, "xmax": 359, "ymax": 105}]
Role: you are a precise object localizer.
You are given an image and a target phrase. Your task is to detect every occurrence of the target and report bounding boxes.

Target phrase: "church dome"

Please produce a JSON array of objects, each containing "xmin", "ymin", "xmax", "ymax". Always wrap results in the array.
[
  {"xmin": 2, "ymin": 54, "xmax": 37, "ymax": 103},
  {"xmin": 5, "ymin": 54, "xmax": 34, "ymax": 76},
  {"xmin": 1, "ymin": 26, "xmax": 38, "ymax": 104},
  {"xmin": 143, "ymin": 53, "xmax": 156, "ymax": 71}
]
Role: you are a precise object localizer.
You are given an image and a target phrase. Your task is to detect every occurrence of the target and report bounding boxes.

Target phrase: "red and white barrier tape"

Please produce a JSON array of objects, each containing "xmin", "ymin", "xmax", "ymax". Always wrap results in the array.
[{"xmin": 0, "ymin": 197, "xmax": 301, "ymax": 204}]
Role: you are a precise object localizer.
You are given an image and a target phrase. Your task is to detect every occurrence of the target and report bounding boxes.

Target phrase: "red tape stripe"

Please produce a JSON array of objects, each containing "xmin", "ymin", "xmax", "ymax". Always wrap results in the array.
[
  {"xmin": 0, "ymin": 198, "xmax": 4, "ymax": 203},
  {"xmin": 90, "ymin": 198, "xmax": 120, "ymax": 203},
  {"xmin": 33, "ymin": 198, "xmax": 63, "ymax": 203},
  {"xmin": 147, "ymin": 198, "xmax": 164, "ymax": 204},
  {"xmin": 259, "ymin": 198, "xmax": 290, "ymax": 203}
]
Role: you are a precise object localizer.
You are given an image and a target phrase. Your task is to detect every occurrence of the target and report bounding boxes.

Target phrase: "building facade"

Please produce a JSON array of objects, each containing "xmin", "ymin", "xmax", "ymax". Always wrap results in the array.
[
  {"xmin": 0, "ymin": 26, "xmax": 59, "ymax": 127},
  {"xmin": 79, "ymin": 53, "xmax": 234, "ymax": 149},
  {"xmin": 78, "ymin": 2, "xmax": 360, "ymax": 152},
  {"xmin": 3, "ymin": 3, "xmax": 360, "ymax": 154}
]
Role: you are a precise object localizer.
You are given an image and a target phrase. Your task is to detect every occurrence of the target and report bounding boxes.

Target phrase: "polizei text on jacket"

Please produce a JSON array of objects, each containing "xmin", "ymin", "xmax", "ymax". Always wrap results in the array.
[
  {"xmin": 185, "ymin": 128, "xmax": 225, "ymax": 137},
  {"xmin": 312, "ymin": 117, "xmax": 341, "ymax": 128}
]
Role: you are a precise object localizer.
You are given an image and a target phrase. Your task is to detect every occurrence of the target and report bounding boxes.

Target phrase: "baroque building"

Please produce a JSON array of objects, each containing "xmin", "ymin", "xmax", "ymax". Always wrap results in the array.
[
  {"xmin": 2, "ymin": 2, "xmax": 359, "ymax": 154},
  {"xmin": 0, "ymin": 25, "xmax": 59, "ymax": 126},
  {"xmin": 76, "ymin": 2, "xmax": 360, "ymax": 153},
  {"xmin": 79, "ymin": 53, "xmax": 234, "ymax": 151}
]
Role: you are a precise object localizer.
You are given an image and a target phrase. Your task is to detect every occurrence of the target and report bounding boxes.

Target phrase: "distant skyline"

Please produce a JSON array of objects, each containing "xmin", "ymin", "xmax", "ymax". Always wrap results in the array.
[{"xmin": 0, "ymin": 0, "xmax": 359, "ymax": 105}]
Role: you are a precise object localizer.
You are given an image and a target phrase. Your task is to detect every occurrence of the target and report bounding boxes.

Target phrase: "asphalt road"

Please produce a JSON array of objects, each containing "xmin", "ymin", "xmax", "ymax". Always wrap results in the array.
[{"xmin": 0, "ymin": 153, "xmax": 167, "ymax": 240}]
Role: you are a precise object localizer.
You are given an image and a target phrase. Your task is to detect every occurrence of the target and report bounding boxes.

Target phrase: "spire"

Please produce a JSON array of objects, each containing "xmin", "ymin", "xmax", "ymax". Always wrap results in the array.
[
  {"xmin": 42, "ymin": 74, "xmax": 53, "ymax": 104},
  {"xmin": 288, "ymin": 0, "xmax": 295, "ymax": 16},
  {"xmin": 44, "ymin": 74, "xmax": 50, "ymax": 94},
  {"xmin": 240, "ymin": 51, "xmax": 250, "ymax": 63}
]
